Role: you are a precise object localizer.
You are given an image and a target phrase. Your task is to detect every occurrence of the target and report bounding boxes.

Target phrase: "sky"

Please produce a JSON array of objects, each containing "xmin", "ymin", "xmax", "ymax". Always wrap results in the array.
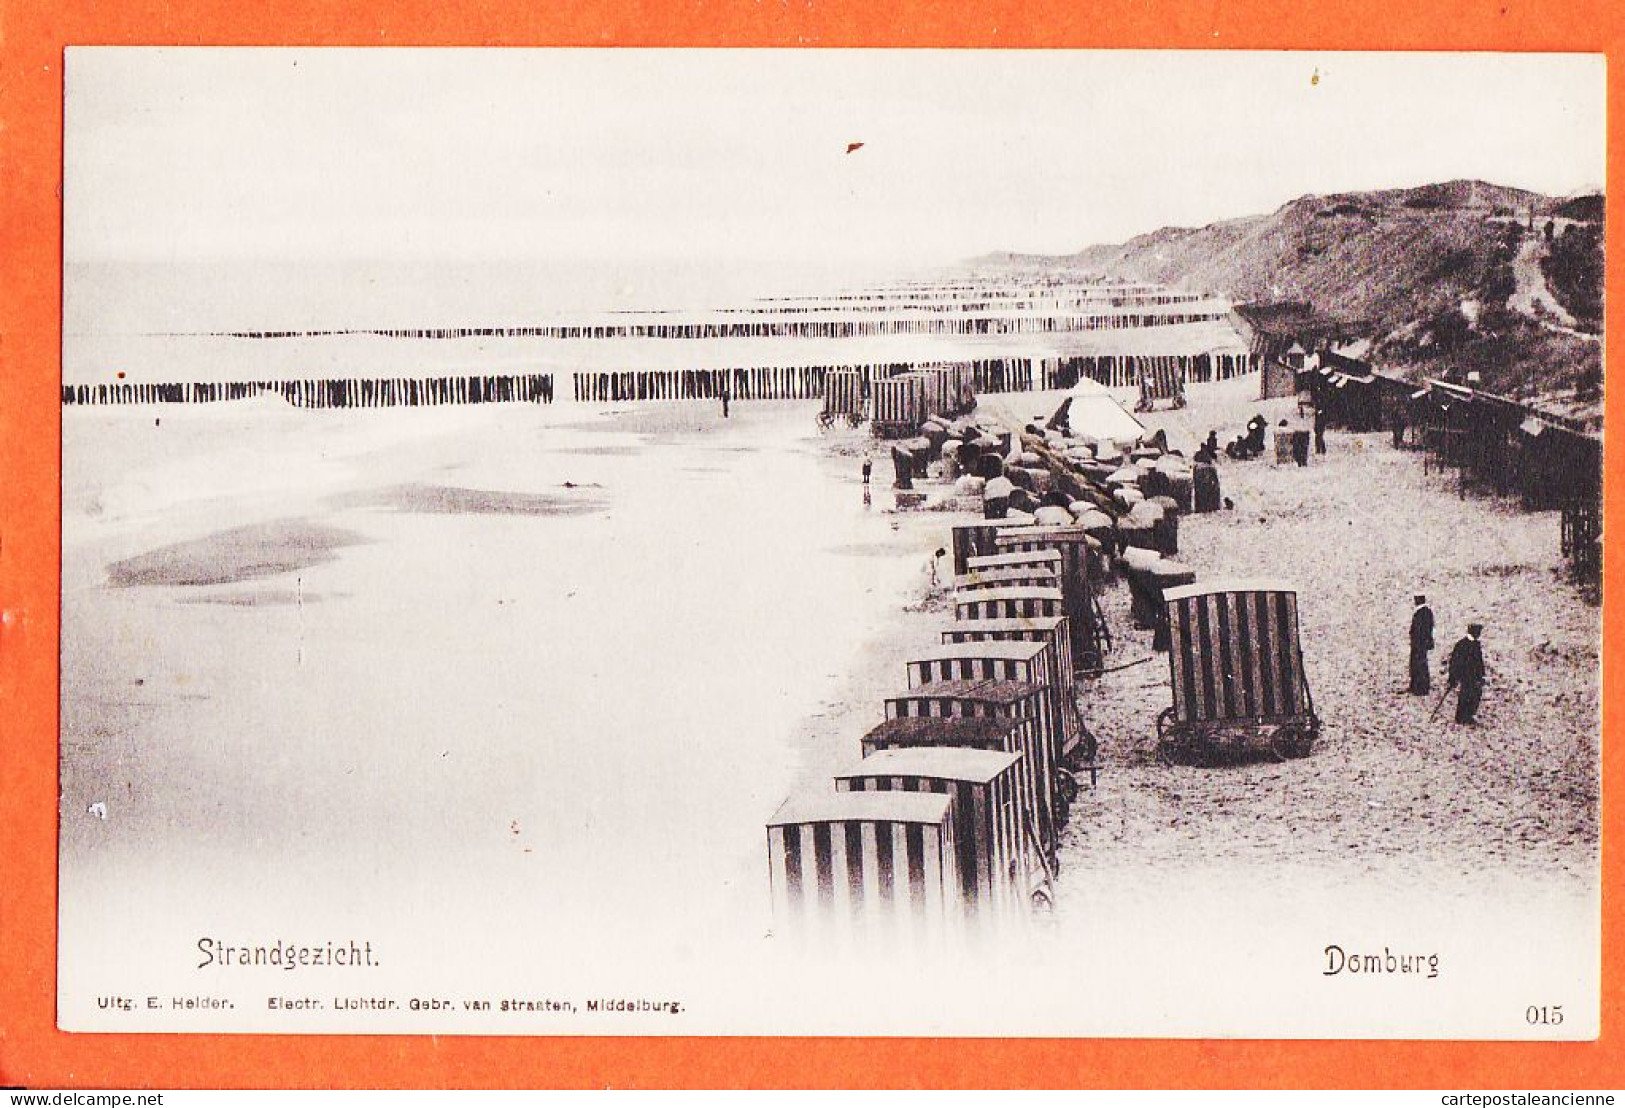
[{"xmin": 64, "ymin": 48, "xmax": 1607, "ymax": 269}]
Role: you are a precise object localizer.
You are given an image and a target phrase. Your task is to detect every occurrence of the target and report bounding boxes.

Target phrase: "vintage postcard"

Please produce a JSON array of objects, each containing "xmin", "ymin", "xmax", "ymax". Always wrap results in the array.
[{"xmin": 56, "ymin": 47, "xmax": 1604, "ymax": 1039}]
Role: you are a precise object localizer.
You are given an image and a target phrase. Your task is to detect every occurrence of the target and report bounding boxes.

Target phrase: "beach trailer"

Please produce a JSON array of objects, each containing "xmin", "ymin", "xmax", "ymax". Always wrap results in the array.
[
  {"xmin": 939, "ymin": 614, "xmax": 1091, "ymax": 774},
  {"xmin": 766, "ymin": 791, "xmax": 961, "ymax": 940},
  {"xmin": 994, "ymin": 525, "xmax": 1105, "ymax": 672},
  {"xmin": 950, "ymin": 521, "xmax": 1007, "ymax": 576},
  {"xmin": 834, "ymin": 747, "xmax": 1042, "ymax": 916},
  {"xmin": 879, "ymin": 680, "xmax": 1056, "ymax": 859},
  {"xmin": 871, "ymin": 374, "xmax": 925, "ymax": 439},
  {"xmin": 1133, "ymin": 357, "xmax": 1187, "ymax": 412},
  {"xmin": 820, "ymin": 367, "xmax": 866, "ymax": 428},
  {"xmin": 1156, "ymin": 580, "xmax": 1320, "ymax": 765},
  {"xmin": 906, "ymin": 641, "xmax": 1067, "ymax": 758},
  {"xmin": 940, "ymin": 615, "xmax": 1075, "ymax": 719}
]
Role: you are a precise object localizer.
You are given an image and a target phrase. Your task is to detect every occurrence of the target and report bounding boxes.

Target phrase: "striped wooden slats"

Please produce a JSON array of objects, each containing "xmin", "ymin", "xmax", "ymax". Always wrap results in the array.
[
  {"xmin": 766, "ymin": 791, "xmax": 960, "ymax": 941},
  {"xmin": 871, "ymin": 374, "xmax": 925, "ymax": 436},
  {"xmin": 953, "ymin": 586, "xmax": 1066, "ymax": 624},
  {"xmin": 1137, "ymin": 357, "xmax": 1186, "ymax": 402},
  {"xmin": 953, "ymin": 567, "xmax": 1058, "ymax": 593},
  {"xmin": 834, "ymin": 747, "xmax": 1026, "ymax": 922},
  {"xmin": 823, "ymin": 367, "xmax": 866, "ymax": 417},
  {"xmin": 1163, "ymin": 581, "xmax": 1307, "ymax": 725},
  {"xmin": 965, "ymin": 549, "xmax": 1063, "ymax": 577}
]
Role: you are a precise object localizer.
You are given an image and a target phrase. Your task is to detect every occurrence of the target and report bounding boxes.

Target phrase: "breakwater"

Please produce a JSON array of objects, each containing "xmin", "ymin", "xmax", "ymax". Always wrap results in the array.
[{"xmin": 61, "ymin": 374, "xmax": 556, "ymax": 408}]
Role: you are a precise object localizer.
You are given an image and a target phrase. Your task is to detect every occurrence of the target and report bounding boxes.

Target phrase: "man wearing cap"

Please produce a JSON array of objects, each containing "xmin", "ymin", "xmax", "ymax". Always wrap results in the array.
[
  {"xmin": 1446, "ymin": 623, "xmax": 1487, "ymax": 724},
  {"xmin": 1408, "ymin": 595, "xmax": 1435, "ymax": 695}
]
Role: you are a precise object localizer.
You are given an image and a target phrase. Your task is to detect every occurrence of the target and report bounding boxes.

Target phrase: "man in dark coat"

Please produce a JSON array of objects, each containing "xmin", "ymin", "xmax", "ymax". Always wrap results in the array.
[
  {"xmin": 1408, "ymin": 594, "xmax": 1434, "ymax": 694},
  {"xmin": 1446, "ymin": 623, "xmax": 1486, "ymax": 724}
]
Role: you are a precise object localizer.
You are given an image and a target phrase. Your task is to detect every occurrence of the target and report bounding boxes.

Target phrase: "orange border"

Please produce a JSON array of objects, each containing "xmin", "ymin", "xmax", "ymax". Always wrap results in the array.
[{"xmin": 2, "ymin": 0, "xmax": 1620, "ymax": 1089}]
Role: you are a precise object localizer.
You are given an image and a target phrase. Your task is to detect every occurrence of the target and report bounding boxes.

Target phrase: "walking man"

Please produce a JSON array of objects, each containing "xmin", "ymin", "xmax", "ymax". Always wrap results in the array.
[
  {"xmin": 1445, "ymin": 623, "xmax": 1487, "ymax": 724},
  {"xmin": 1408, "ymin": 594, "xmax": 1434, "ymax": 694},
  {"xmin": 861, "ymin": 457, "xmax": 872, "ymax": 486}
]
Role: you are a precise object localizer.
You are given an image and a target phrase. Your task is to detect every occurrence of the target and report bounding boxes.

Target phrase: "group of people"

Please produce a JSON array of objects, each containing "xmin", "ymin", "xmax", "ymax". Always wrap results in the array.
[
  {"xmin": 1209, "ymin": 406, "xmax": 1331, "ymax": 466},
  {"xmin": 1408, "ymin": 594, "xmax": 1488, "ymax": 724},
  {"xmin": 1221, "ymin": 415, "xmax": 1271, "ymax": 460}
]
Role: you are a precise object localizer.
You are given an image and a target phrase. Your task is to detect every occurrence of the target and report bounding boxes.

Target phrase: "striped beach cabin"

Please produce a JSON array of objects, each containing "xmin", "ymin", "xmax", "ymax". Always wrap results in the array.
[
  {"xmin": 766, "ymin": 791, "xmax": 961, "ymax": 940},
  {"xmin": 940, "ymin": 614, "xmax": 1076, "ymax": 722},
  {"xmin": 822, "ymin": 367, "xmax": 867, "ymax": 421},
  {"xmin": 871, "ymin": 374, "xmax": 926, "ymax": 438},
  {"xmin": 903, "ymin": 643, "xmax": 1067, "ymax": 847},
  {"xmin": 834, "ymin": 747, "xmax": 1030, "ymax": 920},
  {"xmin": 1159, "ymin": 579, "xmax": 1318, "ymax": 761},
  {"xmin": 864, "ymin": 706, "xmax": 1048, "ymax": 860},
  {"xmin": 1134, "ymin": 356, "xmax": 1188, "ymax": 411},
  {"xmin": 993, "ymin": 524, "xmax": 1103, "ymax": 672}
]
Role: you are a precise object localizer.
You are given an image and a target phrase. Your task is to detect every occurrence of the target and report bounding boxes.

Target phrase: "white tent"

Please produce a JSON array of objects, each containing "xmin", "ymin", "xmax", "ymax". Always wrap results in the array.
[{"xmin": 1050, "ymin": 379, "xmax": 1146, "ymax": 447}]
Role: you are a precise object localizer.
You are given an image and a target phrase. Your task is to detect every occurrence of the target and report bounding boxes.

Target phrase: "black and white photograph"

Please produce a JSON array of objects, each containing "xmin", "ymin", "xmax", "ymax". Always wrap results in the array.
[{"xmin": 59, "ymin": 48, "xmax": 1604, "ymax": 1037}]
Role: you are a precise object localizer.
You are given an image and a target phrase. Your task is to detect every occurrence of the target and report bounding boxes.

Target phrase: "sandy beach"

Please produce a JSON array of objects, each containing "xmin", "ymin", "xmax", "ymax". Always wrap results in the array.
[{"xmin": 57, "ymin": 368, "xmax": 1600, "ymax": 1037}]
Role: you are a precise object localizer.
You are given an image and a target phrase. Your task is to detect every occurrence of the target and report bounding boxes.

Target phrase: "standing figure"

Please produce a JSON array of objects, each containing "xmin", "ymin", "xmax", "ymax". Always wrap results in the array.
[
  {"xmin": 1313, "ymin": 406, "xmax": 1328, "ymax": 455},
  {"xmin": 861, "ymin": 458, "xmax": 872, "ymax": 486},
  {"xmin": 721, "ymin": 388, "xmax": 731, "ymax": 418},
  {"xmin": 1408, "ymin": 594, "xmax": 1434, "ymax": 694},
  {"xmin": 1446, "ymin": 623, "xmax": 1487, "ymax": 724}
]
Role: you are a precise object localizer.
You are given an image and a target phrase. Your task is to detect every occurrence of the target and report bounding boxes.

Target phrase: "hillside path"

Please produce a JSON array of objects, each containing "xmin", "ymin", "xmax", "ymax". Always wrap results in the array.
[{"xmin": 1509, "ymin": 234, "xmax": 1599, "ymax": 342}]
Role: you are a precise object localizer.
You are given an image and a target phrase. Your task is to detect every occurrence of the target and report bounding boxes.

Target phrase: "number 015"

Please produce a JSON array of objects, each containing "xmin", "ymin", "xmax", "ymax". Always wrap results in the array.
[{"xmin": 1526, "ymin": 1005, "xmax": 1564, "ymax": 1025}]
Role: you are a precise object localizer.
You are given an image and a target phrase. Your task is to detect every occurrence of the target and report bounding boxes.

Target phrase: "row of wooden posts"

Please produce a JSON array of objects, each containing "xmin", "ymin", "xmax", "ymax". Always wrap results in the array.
[
  {"xmin": 215, "ymin": 309, "xmax": 1229, "ymax": 342},
  {"xmin": 771, "ymin": 284, "xmax": 1182, "ymax": 304},
  {"xmin": 573, "ymin": 366, "xmax": 827, "ymax": 403},
  {"xmin": 719, "ymin": 292, "xmax": 1210, "ymax": 314},
  {"xmin": 60, "ymin": 374, "xmax": 556, "ymax": 408},
  {"xmin": 58, "ymin": 354, "xmax": 1259, "ymax": 413}
]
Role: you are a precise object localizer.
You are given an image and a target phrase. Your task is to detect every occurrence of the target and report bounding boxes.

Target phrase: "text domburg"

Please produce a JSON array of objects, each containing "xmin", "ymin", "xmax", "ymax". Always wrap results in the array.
[{"xmin": 1323, "ymin": 944, "xmax": 1438, "ymax": 978}]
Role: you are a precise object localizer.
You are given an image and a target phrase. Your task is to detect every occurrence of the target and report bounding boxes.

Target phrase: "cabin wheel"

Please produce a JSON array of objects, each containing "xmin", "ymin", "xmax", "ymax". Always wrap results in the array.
[{"xmin": 1270, "ymin": 726, "xmax": 1309, "ymax": 761}]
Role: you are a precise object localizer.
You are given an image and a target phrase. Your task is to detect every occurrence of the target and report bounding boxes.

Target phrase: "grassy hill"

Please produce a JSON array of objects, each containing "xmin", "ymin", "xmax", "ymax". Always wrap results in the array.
[{"xmin": 1021, "ymin": 181, "xmax": 1604, "ymax": 408}]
